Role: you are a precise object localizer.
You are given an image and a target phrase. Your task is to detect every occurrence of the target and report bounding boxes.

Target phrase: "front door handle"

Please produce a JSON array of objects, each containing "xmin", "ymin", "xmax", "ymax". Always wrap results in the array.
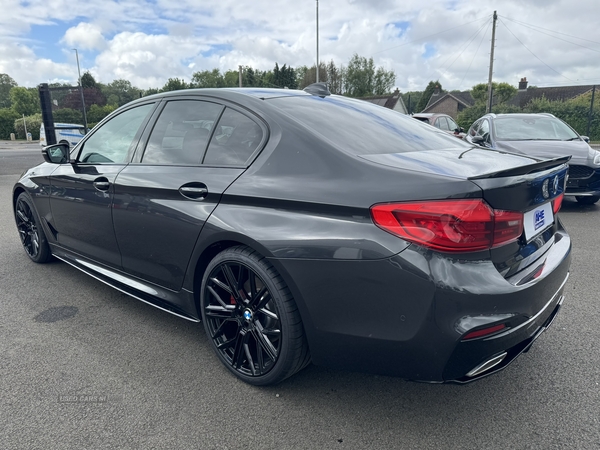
[
  {"xmin": 179, "ymin": 183, "xmax": 208, "ymax": 200},
  {"xmin": 93, "ymin": 177, "xmax": 110, "ymax": 191}
]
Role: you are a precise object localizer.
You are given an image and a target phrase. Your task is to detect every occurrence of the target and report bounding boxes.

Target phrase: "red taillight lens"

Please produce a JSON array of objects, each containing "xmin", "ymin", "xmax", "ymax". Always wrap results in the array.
[
  {"xmin": 370, "ymin": 199, "xmax": 523, "ymax": 252},
  {"xmin": 552, "ymin": 193, "xmax": 564, "ymax": 215},
  {"xmin": 462, "ymin": 323, "xmax": 507, "ymax": 340}
]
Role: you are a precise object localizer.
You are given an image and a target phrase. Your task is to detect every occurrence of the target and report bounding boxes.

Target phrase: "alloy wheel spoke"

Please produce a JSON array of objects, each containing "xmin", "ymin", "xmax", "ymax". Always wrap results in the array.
[
  {"xmin": 210, "ymin": 277, "xmax": 231, "ymax": 295},
  {"xmin": 208, "ymin": 285, "xmax": 230, "ymax": 309},
  {"xmin": 259, "ymin": 308, "xmax": 278, "ymax": 321},
  {"xmin": 243, "ymin": 343, "xmax": 256, "ymax": 376},
  {"xmin": 205, "ymin": 304, "xmax": 235, "ymax": 319},
  {"xmin": 222, "ymin": 264, "xmax": 243, "ymax": 305},
  {"xmin": 232, "ymin": 329, "xmax": 250, "ymax": 369},
  {"xmin": 252, "ymin": 323, "xmax": 278, "ymax": 362}
]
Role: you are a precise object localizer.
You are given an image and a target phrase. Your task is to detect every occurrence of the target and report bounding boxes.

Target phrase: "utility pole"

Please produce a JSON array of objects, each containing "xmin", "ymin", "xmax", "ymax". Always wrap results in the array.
[
  {"xmin": 73, "ymin": 49, "xmax": 88, "ymax": 133},
  {"xmin": 238, "ymin": 65, "xmax": 243, "ymax": 87},
  {"xmin": 316, "ymin": 0, "xmax": 320, "ymax": 83},
  {"xmin": 587, "ymin": 85, "xmax": 596, "ymax": 136},
  {"xmin": 486, "ymin": 11, "xmax": 497, "ymax": 114}
]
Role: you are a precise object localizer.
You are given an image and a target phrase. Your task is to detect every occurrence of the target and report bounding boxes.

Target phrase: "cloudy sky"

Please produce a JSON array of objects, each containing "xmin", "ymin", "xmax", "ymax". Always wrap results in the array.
[{"xmin": 1, "ymin": 0, "xmax": 599, "ymax": 92}]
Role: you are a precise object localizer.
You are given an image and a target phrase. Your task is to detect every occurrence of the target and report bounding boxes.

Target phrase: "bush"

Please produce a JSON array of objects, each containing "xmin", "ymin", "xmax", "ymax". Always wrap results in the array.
[
  {"xmin": 87, "ymin": 104, "xmax": 117, "ymax": 124},
  {"xmin": 0, "ymin": 108, "xmax": 19, "ymax": 139},
  {"xmin": 13, "ymin": 114, "xmax": 42, "ymax": 140}
]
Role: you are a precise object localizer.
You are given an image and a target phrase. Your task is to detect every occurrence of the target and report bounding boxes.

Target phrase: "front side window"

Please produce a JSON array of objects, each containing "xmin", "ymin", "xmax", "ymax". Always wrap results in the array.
[
  {"xmin": 203, "ymin": 108, "xmax": 264, "ymax": 166},
  {"xmin": 78, "ymin": 104, "xmax": 154, "ymax": 164},
  {"xmin": 142, "ymin": 100, "xmax": 224, "ymax": 165}
]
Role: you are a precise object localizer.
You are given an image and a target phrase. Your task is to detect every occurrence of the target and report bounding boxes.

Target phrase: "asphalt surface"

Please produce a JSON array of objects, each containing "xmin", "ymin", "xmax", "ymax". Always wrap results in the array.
[{"xmin": 1, "ymin": 141, "xmax": 599, "ymax": 449}]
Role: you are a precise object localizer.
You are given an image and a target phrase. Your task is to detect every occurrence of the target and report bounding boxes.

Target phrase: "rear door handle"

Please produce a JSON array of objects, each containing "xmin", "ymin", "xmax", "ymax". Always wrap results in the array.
[{"xmin": 179, "ymin": 183, "xmax": 208, "ymax": 200}]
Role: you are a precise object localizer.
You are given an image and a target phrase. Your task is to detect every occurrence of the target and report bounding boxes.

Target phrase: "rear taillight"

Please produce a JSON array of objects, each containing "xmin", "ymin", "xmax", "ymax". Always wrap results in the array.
[
  {"xmin": 552, "ymin": 193, "xmax": 564, "ymax": 214},
  {"xmin": 370, "ymin": 199, "xmax": 524, "ymax": 253}
]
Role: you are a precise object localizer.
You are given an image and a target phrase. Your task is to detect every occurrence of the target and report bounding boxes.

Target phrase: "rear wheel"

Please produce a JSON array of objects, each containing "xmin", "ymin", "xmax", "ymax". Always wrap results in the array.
[
  {"xmin": 576, "ymin": 195, "xmax": 600, "ymax": 205},
  {"xmin": 201, "ymin": 246, "xmax": 310, "ymax": 385},
  {"xmin": 15, "ymin": 192, "xmax": 52, "ymax": 263}
]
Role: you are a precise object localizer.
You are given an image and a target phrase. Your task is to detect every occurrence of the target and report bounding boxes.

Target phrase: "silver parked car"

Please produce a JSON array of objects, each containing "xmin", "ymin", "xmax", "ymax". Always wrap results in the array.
[{"xmin": 465, "ymin": 113, "xmax": 600, "ymax": 205}]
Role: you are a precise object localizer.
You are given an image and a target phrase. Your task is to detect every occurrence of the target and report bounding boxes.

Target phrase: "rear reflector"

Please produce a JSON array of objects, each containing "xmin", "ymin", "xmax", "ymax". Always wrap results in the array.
[
  {"xmin": 462, "ymin": 323, "xmax": 507, "ymax": 340},
  {"xmin": 552, "ymin": 193, "xmax": 564, "ymax": 215},
  {"xmin": 370, "ymin": 199, "xmax": 523, "ymax": 253}
]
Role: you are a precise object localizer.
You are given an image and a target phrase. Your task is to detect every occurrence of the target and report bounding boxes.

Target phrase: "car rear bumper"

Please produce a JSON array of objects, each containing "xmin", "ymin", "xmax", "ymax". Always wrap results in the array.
[{"xmin": 272, "ymin": 230, "xmax": 571, "ymax": 382}]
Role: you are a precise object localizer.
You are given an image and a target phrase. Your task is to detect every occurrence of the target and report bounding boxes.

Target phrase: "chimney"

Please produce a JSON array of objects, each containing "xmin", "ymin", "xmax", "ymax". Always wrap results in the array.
[
  {"xmin": 433, "ymin": 84, "xmax": 440, "ymax": 95},
  {"xmin": 518, "ymin": 77, "xmax": 528, "ymax": 90}
]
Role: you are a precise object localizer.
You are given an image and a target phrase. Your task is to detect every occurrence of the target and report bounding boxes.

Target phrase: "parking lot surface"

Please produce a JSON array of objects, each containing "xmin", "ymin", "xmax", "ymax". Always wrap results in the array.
[{"xmin": 1, "ymin": 141, "xmax": 599, "ymax": 449}]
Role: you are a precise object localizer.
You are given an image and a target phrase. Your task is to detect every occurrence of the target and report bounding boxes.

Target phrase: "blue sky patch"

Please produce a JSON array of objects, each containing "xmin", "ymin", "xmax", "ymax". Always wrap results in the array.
[{"xmin": 422, "ymin": 43, "xmax": 436, "ymax": 59}]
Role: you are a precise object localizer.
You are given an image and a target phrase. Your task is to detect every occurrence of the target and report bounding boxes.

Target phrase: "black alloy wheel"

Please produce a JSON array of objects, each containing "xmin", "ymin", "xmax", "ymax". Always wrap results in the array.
[
  {"xmin": 576, "ymin": 195, "xmax": 600, "ymax": 205},
  {"xmin": 201, "ymin": 246, "xmax": 309, "ymax": 385},
  {"xmin": 15, "ymin": 193, "xmax": 51, "ymax": 263}
]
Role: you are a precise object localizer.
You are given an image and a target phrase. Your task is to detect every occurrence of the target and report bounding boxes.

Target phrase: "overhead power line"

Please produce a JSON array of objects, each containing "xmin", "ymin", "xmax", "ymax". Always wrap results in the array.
[
  {"xmin": 500, "ymin": 16, "xmax": 600, "ymax": 47},
  {"xmin": 371, "ymin": 14, "xmax": 492, "ymax": 56},
  {"xmin": 458, "ymin": 20, "xmax": 492, "ymax": 90},
  {"xmin": 501, "ymin": 15, "xmax": 600, "ymax": 54},
  {"xmin": 498, "ymin": 18, "xmax": 576, "ymax": 83}
]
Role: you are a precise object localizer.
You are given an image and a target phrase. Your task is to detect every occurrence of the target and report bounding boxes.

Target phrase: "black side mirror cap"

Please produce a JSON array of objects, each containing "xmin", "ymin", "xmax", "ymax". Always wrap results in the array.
[
  {"xmin": 42, "ymin": 143, "xmax": 70, "ymax": 164},
  {"xmin": 581, "ymin": 135, "xmax": 590, "ymax": 143},
  {"xmin": 471, "ymin": 135, "xmax": 485, "ymax": 145}
]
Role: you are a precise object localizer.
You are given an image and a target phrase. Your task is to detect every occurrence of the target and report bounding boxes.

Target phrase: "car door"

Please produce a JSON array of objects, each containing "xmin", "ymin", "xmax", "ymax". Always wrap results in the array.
[
  {"xmin": 49, "ymin": 102, "xmax": 156, "ymax": 269},
  {"xmin": 112, "ymin": 98, "xmax": 267, "ymax": 291}
]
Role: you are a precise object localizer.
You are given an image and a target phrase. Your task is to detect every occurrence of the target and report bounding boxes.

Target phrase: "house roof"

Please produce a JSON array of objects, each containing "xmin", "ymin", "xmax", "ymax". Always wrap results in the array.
[
  {"xmin": 508, "ymin": 85, "xmax": 595, "ymax": 108},
  {"xmin": 359, "ymin": 90, "xmax": 408, "ymax": 114},
  {"xmin": 421, "ymin": 83, "xmax": 593, "ymax": 114},
  {"xmin": 422, "ymin": 91, "xmax": 474, "ymax": 112}
]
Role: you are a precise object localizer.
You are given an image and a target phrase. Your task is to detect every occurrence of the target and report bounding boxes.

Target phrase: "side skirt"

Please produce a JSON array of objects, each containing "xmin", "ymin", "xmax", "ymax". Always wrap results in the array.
[{"xmin": 52, "ymin": 249, "xmax": 200, "ymax": 323}]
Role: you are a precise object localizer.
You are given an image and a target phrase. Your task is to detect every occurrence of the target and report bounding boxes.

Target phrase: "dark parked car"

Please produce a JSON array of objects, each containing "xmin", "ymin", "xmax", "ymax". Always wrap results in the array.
[
  {"xmin": 465, "ymin": 113, "xmax": 600, "ymax": 204},
  {"xmin": 412, "ymin": 113, "xmax": 465, "ymax": 138},
  {"xmin": 14, "ymin": 84, "xmax": 571, "ymax": 385}
]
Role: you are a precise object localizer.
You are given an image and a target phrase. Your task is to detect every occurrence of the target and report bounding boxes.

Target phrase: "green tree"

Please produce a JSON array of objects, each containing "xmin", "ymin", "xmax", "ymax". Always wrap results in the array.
[
  {"xmin": 87, "ymin": 104, "xmax": 117, "ymax": 123},
  {"xmin": 143, "ymin": 88, "xmax": 160, "ymax": 97},
  {"xmin": 191, "ymin": 69, "xmax": 225, "ymax": 88},
  {"xmin": 161, "ymin": 78, "xmax": 189, "ymax": 92},
  {"xmin": 0, "ymin": 73, "xmax": 18, "ymax": 109},
  {"xmin": 10, "ymin": 87, "xmax": 40, "ymax": 116},
  {"xmin": 81, "ymin": 71, "xmax": 98, "ymax": 89},
  {"xmin": 416, "ymin": 81, "xmax": 442, "ymax": 112},
  {"xmin": 101, "ymin": 79, "xmax": 142, "ymax": 106},
  {"xmin": 0, "ymin": 108, "xmax": 19, "ymax": 139},
  {"xmin": 13, "ymin": 113, "xmax": 42, "ymax": 140},
  {"xmin": 373, "ymin": 67, "xmax": 396, "ymax": 95},
  {"xmin": 470, "ymin": 82, "xmax": 517, "ymax": 106},
  {"xmin": 53, "ymin": 108, "xmax": 84, "ymax": 124},
  {"xmin": 344, "ymin": 54, "xmax": 375, "ymax": 97},
  {"xmin": 223, "ymin": 70, "xmax": 240, "ymax": 87},
  {"xmin": 325, "ymin": 60, "xmax": 343, "ymax": 94}
]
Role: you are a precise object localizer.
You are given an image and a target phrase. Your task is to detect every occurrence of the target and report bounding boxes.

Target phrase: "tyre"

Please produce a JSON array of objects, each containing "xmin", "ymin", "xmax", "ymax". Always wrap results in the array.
[
  {"xmin": 200, "ymin": 246, "xmax": 310, "ymax": 385},
  {"xmin": 576, "ymin": 195, "xmax": 600, "ymax": 205},
  {"xmin": 15, "ymin": 192, "xmax": 52, "ymax": 263}
]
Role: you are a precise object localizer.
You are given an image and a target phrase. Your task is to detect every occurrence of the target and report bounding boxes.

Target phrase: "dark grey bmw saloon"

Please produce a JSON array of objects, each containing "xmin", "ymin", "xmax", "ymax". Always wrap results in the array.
[{"xmin": 14, "ymin": 84, "xmax": 571, "ymax": 385}]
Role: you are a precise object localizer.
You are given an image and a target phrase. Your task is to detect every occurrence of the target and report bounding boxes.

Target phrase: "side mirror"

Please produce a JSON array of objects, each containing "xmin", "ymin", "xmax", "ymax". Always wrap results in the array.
[
  {"xmin": 42, "ymin": 143, "xmax": 70, "ymax": 164},
  {"xmin": 581, "ymin": 135, "xmax": 590, "ymax": 143}
]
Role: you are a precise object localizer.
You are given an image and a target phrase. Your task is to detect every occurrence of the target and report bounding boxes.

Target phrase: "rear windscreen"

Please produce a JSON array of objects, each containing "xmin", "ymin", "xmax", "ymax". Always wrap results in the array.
[{"xmin": 268, "ymin": 95, "xmax": 471, "ymax": 155}]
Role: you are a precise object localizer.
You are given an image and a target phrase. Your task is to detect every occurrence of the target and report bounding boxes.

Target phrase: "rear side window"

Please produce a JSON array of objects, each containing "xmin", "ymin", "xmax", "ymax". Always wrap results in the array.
[
  {"xmin": 142, "ymin": 100, "xmax": 223, "ymax": 165},
  {"xmin": 203, "ymin": 108, "xmax": 264, "ymax": 166},
  {"xmin": 269, "ymin": 96, "xmax": 470, "ymax": 155}
]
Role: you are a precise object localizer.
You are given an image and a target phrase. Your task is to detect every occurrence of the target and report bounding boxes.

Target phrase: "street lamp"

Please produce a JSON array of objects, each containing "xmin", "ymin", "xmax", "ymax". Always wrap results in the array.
[
  {"xmin": 316, "ymin": 0, "xmax": 319, "ymax": 83},
  {"xmin": 73, "ymin": 49, "xmax": 89, "ymax": 132}
]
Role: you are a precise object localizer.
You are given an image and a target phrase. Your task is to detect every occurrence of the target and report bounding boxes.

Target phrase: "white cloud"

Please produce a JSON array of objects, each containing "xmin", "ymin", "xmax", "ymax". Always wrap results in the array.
[
  {"xmin": 1, "ymin": 0, "xmax": 599, "ymax": 92},
  {"xmin": 62, "ymin": 23, "xmax": 107, "ymax": 51}
]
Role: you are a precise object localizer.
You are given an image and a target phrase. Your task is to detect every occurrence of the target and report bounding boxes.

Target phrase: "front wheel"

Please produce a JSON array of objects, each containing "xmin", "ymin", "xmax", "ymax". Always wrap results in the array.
[
  {"xmin": 15, "ymin": 192, "xmax": 52, "ymax": 263},
  {"xmin": 576, "ymin": 195, "xmax": 600, "ymax": 205},
  {"xmin": 200, "ymin": 246, "xmax": 310, "ymax": 385}
]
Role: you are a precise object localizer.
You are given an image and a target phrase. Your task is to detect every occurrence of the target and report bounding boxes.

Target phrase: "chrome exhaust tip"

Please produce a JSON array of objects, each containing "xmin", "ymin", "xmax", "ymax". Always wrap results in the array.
[{"xmin": 466, "ymin": 352, "xmax": 508, "ymax": 378}]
